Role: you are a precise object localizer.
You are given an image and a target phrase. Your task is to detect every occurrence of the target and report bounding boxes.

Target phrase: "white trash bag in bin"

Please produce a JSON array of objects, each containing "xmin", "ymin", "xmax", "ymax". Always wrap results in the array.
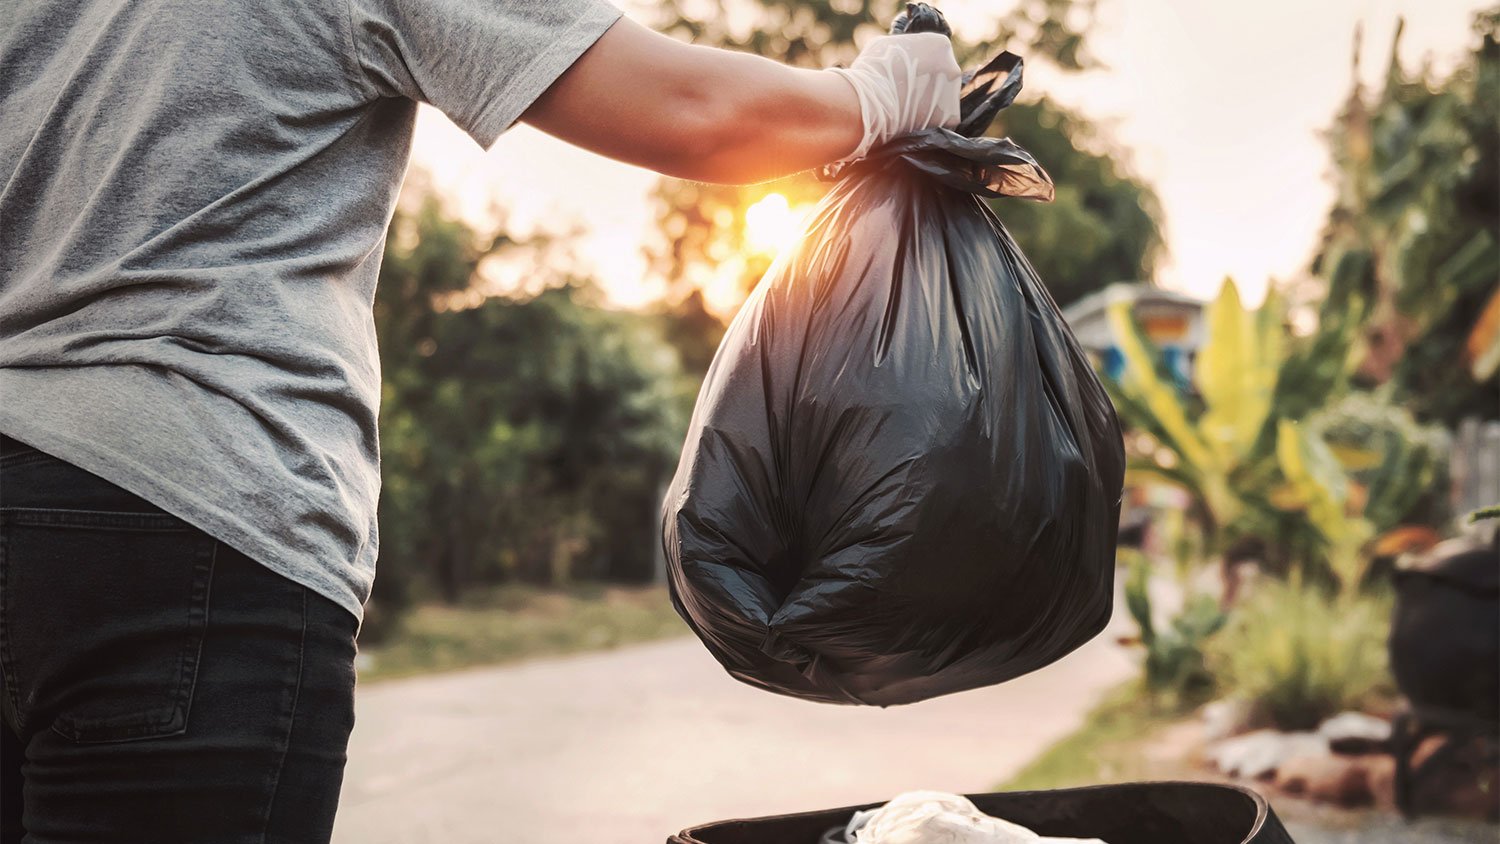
[{"xmin": 843, "ymin": 791, "xmax": 1108, "ymax": 844}]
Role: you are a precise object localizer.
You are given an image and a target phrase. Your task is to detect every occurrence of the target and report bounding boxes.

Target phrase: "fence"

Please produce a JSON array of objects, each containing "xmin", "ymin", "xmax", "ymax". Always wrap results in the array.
[{"xmin": 1450, "ymin": 417, "xmax": 1500, "ymax": 528}]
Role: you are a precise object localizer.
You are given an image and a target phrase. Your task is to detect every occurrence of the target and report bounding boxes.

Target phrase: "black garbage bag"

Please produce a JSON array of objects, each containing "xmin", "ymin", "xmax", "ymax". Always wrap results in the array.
[{"xmin": 661, "ymin": 11, "xmax": 1125, "ymax": 706}]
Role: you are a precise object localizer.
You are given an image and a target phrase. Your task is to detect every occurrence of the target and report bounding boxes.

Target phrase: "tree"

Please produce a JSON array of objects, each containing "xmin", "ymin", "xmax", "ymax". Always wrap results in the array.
[
  {"xmin": 1304, "ymin": 10, "xmax": 1500, "ymax": 426},
  {"xmin": 985, "ymin": 99, "xmax": 1163, "ymax": 306},
  {"xmin": 371, "ymin": 191, "xmax": 689, "ymax": 624},
  {"xmin": 654, "ymin": 288, "xmax": 724, "ymax": 376},
  {"xmin": 644, "ymin": 0, "xmax": 1161, "ymax": 316}
]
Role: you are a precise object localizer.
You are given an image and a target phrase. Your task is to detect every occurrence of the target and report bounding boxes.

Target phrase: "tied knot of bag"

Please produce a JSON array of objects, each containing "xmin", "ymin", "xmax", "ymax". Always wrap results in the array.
[{"xmin": 821, "ymin": 48, "xmax": 1055, "ymax": 201}]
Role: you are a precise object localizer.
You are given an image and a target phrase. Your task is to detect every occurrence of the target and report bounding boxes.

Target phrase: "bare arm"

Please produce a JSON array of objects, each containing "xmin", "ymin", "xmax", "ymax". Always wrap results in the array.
[{"xmin": 522, "ymin": 17, "xmax": 862, "ymax": 185}]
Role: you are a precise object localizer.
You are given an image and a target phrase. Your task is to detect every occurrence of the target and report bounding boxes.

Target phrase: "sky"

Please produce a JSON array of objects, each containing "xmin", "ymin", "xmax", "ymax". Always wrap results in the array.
[{"xmin": 408, "ymin": 0, "xmax": 1487, "ymax": 311}]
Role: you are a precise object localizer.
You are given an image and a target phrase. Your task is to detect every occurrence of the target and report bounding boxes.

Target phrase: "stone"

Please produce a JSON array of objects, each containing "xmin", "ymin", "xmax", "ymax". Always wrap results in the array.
[
  {"xmin": 1318, "ymin": 711, "xmax": 1392, "ymax": 755},
  {"xmin": 1201, "ymin": 698, "xmax": 1253, "ymax": 742},
  {"xmin": 1209, "ymin": 730, "xmax": 1327, "ymax": 781},
  {"xmin": 1274, "ymin": 752, "xmax": 1377, "ymax": 807}
]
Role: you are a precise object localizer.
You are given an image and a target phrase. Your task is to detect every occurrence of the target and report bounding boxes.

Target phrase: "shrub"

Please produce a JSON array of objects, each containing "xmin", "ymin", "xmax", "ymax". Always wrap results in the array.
[
  {"xmin": 1124, "ymin": 557, "xmax": 1226, "ymax": 706},
  {"xmin": 1311, "ymin": 391, "xmax": 1451, "ymax": 533},
  {"xmin": 1207, "ymin": 580, "xmax": 1395, "ymax": 731}
]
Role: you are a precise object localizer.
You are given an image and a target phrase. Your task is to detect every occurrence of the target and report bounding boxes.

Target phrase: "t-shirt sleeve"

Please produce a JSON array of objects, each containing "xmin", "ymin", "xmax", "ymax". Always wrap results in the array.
[{"xmin": 349, "ymin": 0, "xmax": 622, "ymax": 148}]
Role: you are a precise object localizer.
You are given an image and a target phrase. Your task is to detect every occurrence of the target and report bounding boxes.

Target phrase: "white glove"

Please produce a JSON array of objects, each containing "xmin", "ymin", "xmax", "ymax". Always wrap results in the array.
[{"xmin": 828, "ymin": 33, "xmax": 963, "ymax": 163}]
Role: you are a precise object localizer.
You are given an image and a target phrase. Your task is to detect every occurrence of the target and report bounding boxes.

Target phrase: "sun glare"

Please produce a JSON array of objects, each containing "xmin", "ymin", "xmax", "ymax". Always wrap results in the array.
[{"xmin": 743, "ymin": 193, "xmax": 810, "ymax": 255}]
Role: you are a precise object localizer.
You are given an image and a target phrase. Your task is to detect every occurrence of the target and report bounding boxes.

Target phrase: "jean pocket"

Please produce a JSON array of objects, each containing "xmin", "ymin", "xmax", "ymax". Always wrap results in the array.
[{"xmin": 0, "ymin": 508, "xmax": 215, "ymax": 744}]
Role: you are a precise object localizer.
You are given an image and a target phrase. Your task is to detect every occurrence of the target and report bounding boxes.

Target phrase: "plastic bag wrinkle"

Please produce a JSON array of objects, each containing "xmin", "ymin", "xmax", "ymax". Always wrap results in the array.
[{"xmin": 662, "ymin": 34, "xmax": 1123, "ymax": 706}]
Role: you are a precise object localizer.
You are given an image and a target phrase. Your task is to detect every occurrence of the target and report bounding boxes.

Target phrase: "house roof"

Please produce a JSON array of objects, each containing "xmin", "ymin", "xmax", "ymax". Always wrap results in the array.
[{"xmin": 1061, "ymin": 282, "xmax": 1205, "ymax": 325}]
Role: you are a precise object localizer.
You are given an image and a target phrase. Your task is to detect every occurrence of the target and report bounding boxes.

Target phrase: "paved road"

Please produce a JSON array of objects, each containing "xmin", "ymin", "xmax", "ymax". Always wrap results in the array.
[
  {"xmin": 1285, "ymin": 817, "xmax": 1499, "ymax": 844},
  {"xmin": 334, "ymin": 606, "xmax": 1136, "ymax": 844}
]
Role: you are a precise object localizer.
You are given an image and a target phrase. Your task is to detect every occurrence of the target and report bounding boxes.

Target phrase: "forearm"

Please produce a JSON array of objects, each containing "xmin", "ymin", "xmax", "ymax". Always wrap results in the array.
[
  {"xmin": 523, "ymin": 18, "xmax": 862, "ymax": 185},
  {"xmin": 677, "ymin": 48, "xmax": 862, "ymax": 184}
]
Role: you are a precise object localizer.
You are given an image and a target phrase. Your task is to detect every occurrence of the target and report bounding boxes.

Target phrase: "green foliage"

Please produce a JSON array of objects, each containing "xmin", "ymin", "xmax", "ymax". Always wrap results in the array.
[
  {"xmin": 653, "ymin": 288, "xmax": 726, "ymax": 378},
  {"xmin": 999, "ymin": 680, "xmax": 1192, "ymax": 791},
  {"xmin": 1308, "ymin": 10, "xmax": 1500, "ymax": 425},
  {"xmin": 370, "ymin": 194, "xmax": 690, "ymax": 633},
  {"xmin": 646, "ymin": 0, "xmax": 1159, "ymax": 312},
  {"xmin": 1274, "ymin": 265, "xmax": 1365, "ymax": 424},
  {"xmin": 1207, "ymin": 581, "xmax": 1395, "ymax": 731},
  {"xmin": 650, "ymin": 0, "xmax": 1100, "ymax": 72},
  {"xmin": 985, "ymin": 100, "xmax": 1162, "ymax": 305},
  {"xmin": 1124, "ymin": 559, "xmax": 1225, "ymax": 703},
  {"xmin": 1310, "ymin": 392, "xmax": 1450, "ymax": 533}
]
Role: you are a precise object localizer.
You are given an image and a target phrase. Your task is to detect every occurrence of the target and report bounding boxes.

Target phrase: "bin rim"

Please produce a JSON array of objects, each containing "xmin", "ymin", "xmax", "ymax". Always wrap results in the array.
[{"xmin": 668, "ymin": 780, "xmax": 1280, "ymax": 844}]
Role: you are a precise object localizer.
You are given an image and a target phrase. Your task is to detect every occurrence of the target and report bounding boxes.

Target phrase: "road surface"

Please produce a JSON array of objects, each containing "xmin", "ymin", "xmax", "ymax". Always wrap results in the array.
[{"xmin": 334, "ymin": 605, "xmax": 1136, "ymax": 843}]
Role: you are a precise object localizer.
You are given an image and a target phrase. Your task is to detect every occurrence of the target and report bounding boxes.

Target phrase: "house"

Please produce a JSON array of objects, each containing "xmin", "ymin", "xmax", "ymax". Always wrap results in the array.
[{"xmin": 1061, "ymin": 282, "xmax": 1206, "ymax": 384}]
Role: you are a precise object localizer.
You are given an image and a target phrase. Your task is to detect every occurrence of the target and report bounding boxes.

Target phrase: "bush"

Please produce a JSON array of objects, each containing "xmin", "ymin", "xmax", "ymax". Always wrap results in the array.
[
  {"xmin": 371, "ymin": 196, "xmax": 692, "ymax": 624},
  {"xmin": 1124, "ymin": 557, "xmax": 1225, "ymax": 705},
  {"xmin": 1207, "ymin": 580, "xmax": 1395, "ymax": 730},
  {"xmin": 1311, "ymin": 391, "xmax": 1451, "ymax": 533}
]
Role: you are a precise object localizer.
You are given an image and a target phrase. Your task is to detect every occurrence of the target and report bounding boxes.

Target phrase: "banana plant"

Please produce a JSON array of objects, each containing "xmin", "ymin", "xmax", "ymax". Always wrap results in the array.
[
  {"xmin": 1105, "ymin": 278, "xmax": 1284, "ymax": 544},
  {"xmin": 1105, "ymin": 277, "xmax": 1441, "ymax": 585}
]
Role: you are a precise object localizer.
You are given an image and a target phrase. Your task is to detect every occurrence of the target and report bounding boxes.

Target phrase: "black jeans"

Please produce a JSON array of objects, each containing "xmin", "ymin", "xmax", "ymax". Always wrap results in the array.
[{"xmin": 0, "ymin": 434, "xmax": 358, "ymax": 843}]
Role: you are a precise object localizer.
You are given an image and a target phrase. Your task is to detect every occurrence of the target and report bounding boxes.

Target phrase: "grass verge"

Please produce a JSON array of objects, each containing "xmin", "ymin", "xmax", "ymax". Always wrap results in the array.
[
  {"xmin": 358, "ymin": 583, "xmax": 687, "ymax": 682},
  {"xmin": 999, "ymin": 681, "xmax": 1198, "ymax": 791}
]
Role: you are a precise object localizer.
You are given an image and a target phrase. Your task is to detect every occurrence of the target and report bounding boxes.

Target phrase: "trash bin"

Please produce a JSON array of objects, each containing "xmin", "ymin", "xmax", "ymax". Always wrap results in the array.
[{"xmin": 668, "ymin": 782, "xmax": 1295, "ymax": 844}]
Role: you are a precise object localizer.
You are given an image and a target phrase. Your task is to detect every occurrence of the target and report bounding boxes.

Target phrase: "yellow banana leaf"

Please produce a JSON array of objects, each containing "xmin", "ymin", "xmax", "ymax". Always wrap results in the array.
[
  {"xmin": 1276, "ymin": 419, "xmax": 1349, "ymax": 544},
  {"xmin": 1196, "ymin": 279, "xmax": 1277, "ymax": 462},
  {"xmin": 1257, "ymin": 285, "xmax": 1285, "ymax": 387},
  {"xmin": 1277, "ymin": 421, "xmax": 1380, "ymax": 587}
]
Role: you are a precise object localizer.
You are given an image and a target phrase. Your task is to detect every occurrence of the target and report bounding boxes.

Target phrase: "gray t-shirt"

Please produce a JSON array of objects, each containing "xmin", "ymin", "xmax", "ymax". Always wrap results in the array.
[{"xmin": 0, "ymin": 0, "xmax": 622, "ymax": 622}]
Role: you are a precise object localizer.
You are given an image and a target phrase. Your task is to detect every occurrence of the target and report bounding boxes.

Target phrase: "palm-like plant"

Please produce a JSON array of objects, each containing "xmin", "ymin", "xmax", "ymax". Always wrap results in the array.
[
  {"xmin": 1106, "ymin": 280, "xmax": 1289, "ymax": 548},
  {"xmin": 1106, "ymin": 278, "xmax": 1445, "ymax": 587}
]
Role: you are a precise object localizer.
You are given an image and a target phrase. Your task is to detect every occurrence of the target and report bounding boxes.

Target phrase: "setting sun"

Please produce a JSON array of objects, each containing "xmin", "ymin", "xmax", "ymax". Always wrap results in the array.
[{"xmin": 743, "ymin": 192, "xmax": 811, "ymax": 255}]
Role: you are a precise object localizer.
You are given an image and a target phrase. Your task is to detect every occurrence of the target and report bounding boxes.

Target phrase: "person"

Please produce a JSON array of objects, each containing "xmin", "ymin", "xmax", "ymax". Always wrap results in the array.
[{"xmin": 0, "ymin": 1, "xmax": 960, "ymax": 840}]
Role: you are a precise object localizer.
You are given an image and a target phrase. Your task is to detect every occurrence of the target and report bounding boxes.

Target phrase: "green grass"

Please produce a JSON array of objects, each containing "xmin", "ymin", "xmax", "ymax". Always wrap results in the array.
[
  {"xmin": 1205, "ymin": 582, "xmax": 1395, "ymax": 731},
  {"xmin": 1003, "ymin": 584, "xmax": 1399, "ymax": 791},
  {"xmin": 999, "ymin": 682, "xmax": 1196, "ymax": 792},
  {"xmin": 358, "ymin": 583, "xmax": 689, "ymax": 682}
]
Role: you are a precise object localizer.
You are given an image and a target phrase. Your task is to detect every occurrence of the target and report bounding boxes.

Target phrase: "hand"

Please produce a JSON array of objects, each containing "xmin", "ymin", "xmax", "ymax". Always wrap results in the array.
[{"xmin": 828, "ymin": 33, "xmax": 962, "ymax": 162}]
